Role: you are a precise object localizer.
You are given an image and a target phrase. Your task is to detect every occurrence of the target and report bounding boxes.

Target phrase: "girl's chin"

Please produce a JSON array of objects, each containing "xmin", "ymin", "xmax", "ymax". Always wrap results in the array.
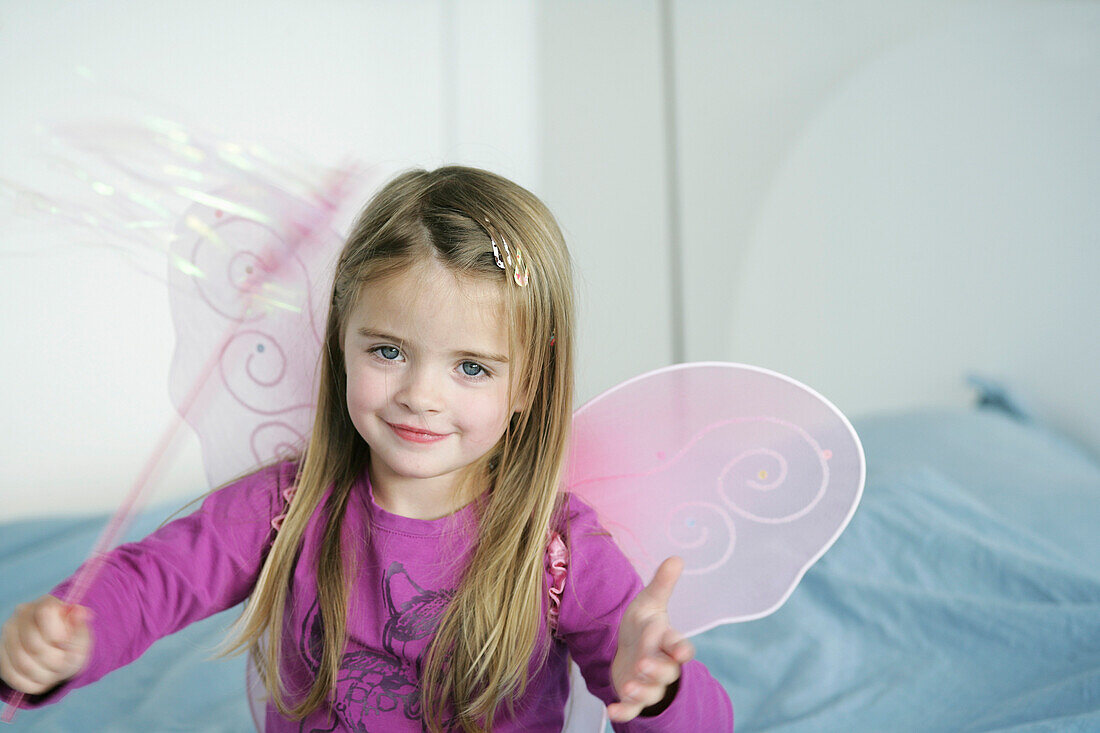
[{"xmin": 370, "ymin": 457, "xmax": 460, "ymax": 483}]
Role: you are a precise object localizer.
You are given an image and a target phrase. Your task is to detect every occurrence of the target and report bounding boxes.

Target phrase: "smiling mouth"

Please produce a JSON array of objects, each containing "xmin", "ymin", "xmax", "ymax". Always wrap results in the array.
[{"xmin": 387, "ymin": 422, "xmax": 448, "ymax": 444}]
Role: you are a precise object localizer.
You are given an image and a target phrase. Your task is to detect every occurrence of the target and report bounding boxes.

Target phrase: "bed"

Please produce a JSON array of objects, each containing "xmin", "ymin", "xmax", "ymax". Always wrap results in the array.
[{"xmin": 3, "ymin": 377, "xmax": 1098, "ymax": 732}]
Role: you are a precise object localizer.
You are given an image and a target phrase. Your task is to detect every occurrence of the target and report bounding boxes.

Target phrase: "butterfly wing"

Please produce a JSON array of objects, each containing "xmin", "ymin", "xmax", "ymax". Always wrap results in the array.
[
  {"xmin": 10, "ymin": 116, "xmax": 355, "ymax": 490},
  {"xmin": 561, "ymin": 361, "xmax": 865, "ymax": 731},
  {"xmin": 167, "ymin": 181, "xmax": 344, "ymax": 488}
]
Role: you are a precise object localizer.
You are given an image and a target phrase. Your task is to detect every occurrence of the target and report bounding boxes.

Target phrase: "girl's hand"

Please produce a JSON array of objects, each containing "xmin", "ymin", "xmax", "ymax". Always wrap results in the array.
[
  {"xmin": 0, "ymin": 595, "xmax": 92, "ymax": 695},
  {"xmin": 608, "ymin": 556, "xmax": 695, "ymax": 722}
]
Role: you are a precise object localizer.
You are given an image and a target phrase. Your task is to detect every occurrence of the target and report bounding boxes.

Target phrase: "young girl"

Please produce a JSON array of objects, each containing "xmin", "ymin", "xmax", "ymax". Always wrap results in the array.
[{"xmin": 0, "ymin": 167, "xmax": 733, "ymax": 731}]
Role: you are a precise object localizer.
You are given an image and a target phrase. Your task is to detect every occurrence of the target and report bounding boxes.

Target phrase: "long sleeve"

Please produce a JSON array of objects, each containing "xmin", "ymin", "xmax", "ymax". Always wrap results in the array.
[
  {"xmin": 554, "ymin": 494, "xmax": 734, "ymax": 732},
  {"xmin": 0, "ymin": 461, "xmax": 295, "ymax": 710}
]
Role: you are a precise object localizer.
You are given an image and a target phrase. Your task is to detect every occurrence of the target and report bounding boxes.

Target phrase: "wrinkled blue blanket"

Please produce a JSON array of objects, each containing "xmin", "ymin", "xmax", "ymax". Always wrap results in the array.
[
  {"xmin": 694, "ymin": 408, "xmax": 1100, "ymax": 732},
  {"xmin": 3, "ymin": 408, "xmax": 1099, "ymax": 731}
]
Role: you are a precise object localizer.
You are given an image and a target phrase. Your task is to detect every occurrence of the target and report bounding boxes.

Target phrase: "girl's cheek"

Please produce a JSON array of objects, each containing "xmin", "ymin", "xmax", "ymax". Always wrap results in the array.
[
  {"xmin": 455, "ymin": 397, "xmax": 510, "ymax": 439},
  {"xmin": 347, "ymin": 368, "xmax": 388, "ymax": 411}
]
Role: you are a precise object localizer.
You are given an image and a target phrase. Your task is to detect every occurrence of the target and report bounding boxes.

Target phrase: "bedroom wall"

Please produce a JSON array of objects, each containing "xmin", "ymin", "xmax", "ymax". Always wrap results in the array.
[
  {"xmin": 705, "ymin": 2, "xmax": 1100, "ymax": 455},
  {"xmin": 3, "ymin": 0, "xmax": 1097, "ymax": 520},
  {"xmin": 537, "ymin": 1, "xmax": 676, "ymax": 405},
  {"xmin": 539, "ymin": 0, "xmax": 1100, "ymax": 459}
]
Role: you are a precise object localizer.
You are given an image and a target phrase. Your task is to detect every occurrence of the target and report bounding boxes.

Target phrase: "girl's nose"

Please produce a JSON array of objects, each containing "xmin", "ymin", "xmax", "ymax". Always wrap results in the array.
[{"xmin": 396, "ymin": 366, "xmax": 444, "ymax": 414}]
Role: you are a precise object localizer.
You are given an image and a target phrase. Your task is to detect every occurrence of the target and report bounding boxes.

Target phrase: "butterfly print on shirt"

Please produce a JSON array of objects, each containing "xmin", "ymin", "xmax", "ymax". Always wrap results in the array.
[{"xmin": 299, "ymin": 562, "xmax": 454, "ymax": 732}]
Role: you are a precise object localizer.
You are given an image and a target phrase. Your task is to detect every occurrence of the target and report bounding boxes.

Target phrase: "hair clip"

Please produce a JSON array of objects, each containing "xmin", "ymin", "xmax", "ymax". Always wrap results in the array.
[
  {"xmin": 483, "ymin": 216, "xmax": 530, "ymax": 287},
  {"xmin": 489, "ymin": 236, "xmax": 506, "ymax": 270}
]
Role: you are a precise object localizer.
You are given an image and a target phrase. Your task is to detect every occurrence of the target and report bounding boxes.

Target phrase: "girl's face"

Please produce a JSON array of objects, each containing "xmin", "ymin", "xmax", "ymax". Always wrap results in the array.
[{"xmin": 342, "ymin": 258, "xmax": 516, "ymax": 511}]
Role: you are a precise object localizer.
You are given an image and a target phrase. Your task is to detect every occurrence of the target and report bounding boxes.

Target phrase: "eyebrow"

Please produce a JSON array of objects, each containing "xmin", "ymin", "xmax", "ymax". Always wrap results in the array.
[{"xmin": 355, "ymin": 327, "xmax": 510, "ymax": 364}]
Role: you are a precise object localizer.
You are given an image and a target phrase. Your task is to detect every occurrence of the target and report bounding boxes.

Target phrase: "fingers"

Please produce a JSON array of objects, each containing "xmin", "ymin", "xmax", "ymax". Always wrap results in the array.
[
  {"xmin": 0, "ymin": 596, "xmax": 92, "ymax": 695},
  {"xmin": 606, "ymin": 654, "xmax": 681, "ymax": 721},
  {"xmin": 637, "ymin": 556, "xmax": 684, "ymax": 610},
  {"xmin": 658, "ymin": 626, "xmax": 695, "ymax": 665},
  {"xmin": 608, "ymin": 627, "xmax": 689, "ymax": 722},
  {"xmin": 38, "ymin": 597, "xmax": 76, "ymax": 648}
]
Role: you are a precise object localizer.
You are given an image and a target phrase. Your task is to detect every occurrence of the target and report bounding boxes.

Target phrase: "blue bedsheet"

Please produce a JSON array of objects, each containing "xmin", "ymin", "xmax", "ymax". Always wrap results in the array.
[
  {"xmin": 3, "ymin": 407, "xmax": 1099, "ymax": 731},
  {"xmin": 1, "ymin": 512, "xmax": 252, "ymax": 731},
  {"xmin": 695, "ymin": 408, "xmax": 1100, "ymax": 732}
]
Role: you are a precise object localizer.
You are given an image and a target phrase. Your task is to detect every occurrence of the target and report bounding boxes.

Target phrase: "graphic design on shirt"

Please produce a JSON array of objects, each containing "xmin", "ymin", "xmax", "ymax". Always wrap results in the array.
[{"xmin": 299, "ymin": 562, "xmax": 453, "ymax": 732}]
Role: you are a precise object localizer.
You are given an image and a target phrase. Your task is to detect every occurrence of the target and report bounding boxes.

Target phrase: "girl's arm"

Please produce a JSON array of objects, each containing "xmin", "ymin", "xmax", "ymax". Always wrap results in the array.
[
  {"xmin": 554, "ymin": 494, "xmax": 733, "ymax": 732},
  {"xmin": 0, "ymin": 461, "xmax": 294, "ymax": 709}
]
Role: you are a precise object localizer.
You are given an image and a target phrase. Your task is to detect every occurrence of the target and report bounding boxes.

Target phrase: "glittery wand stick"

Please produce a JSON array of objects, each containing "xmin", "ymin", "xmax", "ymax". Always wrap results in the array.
[{"xmin": 1, "ymin": 164, "xmax": 354, "ymax": 724}]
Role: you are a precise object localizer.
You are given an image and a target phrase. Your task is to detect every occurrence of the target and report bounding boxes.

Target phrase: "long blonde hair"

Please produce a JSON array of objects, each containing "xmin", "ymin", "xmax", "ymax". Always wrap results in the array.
[{"xmin": 224, "ymin": 166, "xmax": 576, "ymax": 731}]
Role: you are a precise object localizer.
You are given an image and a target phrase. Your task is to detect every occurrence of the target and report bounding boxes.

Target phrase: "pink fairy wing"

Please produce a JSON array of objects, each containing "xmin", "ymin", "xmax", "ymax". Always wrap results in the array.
[
  {"xmin": 167, "ymin": 181, "xmax": 344, "ymax": 488},
  {"xmin": 4, "ymin": 115, "xmax": 360, "ymax": 490},
  {"xmin": 567, "ymin": 362, "xmax": 865, "ymax": 635},
  {"xmin": 561, "ymin": 362, "xmax": 864, "ymax": 731}
]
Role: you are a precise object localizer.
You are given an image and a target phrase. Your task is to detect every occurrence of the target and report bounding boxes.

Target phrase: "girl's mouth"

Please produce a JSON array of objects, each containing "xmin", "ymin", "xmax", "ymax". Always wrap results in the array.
[{"xmin": 388, "ymin": 422, "xmax": 448, "ymax": 444}]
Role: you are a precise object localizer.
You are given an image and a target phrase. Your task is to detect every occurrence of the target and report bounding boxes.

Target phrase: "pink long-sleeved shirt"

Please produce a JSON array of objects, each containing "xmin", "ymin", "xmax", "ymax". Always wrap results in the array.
[{"xmin": 2, "ymin": 461, "xmax": 733, "ymax": 731}]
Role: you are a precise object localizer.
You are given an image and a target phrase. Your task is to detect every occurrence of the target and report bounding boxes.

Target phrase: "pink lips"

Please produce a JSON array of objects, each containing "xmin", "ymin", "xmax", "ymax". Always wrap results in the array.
[{"xmin": 388, "ymin": 422, "xmax": 448, "ymax": 444}]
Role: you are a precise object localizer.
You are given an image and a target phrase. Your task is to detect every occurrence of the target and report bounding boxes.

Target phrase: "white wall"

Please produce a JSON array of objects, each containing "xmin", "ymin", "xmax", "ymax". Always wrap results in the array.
[
  {"xmin": 722, "ymin": 2, "xmax": 1100, "ymax": 450},
  {"xmin": 539, "ymin": 0, "xmax": 1100, "ymax": 457},
  {"xmin": 538, "ymin": 1, "xmax": 676, "ymax": 404},
  {"xmin": 3, "ymin": 0, "xmax": 1099, "ymax": 520}
]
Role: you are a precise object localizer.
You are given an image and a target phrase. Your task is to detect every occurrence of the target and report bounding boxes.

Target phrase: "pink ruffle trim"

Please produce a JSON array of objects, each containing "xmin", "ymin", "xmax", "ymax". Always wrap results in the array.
[
  {"xmin": 270, "ymin": 485, "xmax": 298, "ymax": 531},
  {"xmin": 546, "ymin": 530, "xmax": 568, "ymax": 633}
]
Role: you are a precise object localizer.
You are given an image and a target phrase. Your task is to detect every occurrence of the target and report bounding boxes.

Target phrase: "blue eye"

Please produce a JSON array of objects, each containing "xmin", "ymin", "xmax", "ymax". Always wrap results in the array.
[
  {"xmin": 376, "ymin": 346, "xmax": 401, "ymax": 360},
  {"xmin": 461, "ymin": 361, "xmax": 485, "ymax": 377}
]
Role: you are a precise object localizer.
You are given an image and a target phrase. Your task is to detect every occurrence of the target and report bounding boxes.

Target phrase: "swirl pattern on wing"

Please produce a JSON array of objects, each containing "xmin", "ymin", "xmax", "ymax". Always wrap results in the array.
[
  {"xmin": 567, "ymin": 362, "xmax": 865, "ymax": 636},
  {"xmin": 664, "ymin": 501, "xmax": 737, "ymax": 576},
  {"xmin": 716, "ymin": 418, "xmax": 831, "ymax": 524},
  {"xmin": 168, "ymin": 181, "xmax": 349, "ymax": 487},
  {"xmin": 250, "ymin": 420, "xmax": 311, "ymax": 469},
  {"xmin": 217, "ymin": 330, "xmax": 315, "ymax": 415},
  {"xmin": 184, "ymin": 211, "xmax": 321, "ymax": 331}
]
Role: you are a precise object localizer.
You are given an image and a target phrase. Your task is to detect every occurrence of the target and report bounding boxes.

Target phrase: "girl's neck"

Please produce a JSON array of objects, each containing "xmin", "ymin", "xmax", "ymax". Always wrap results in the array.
[{"xmin": 367, "ymin": 464, "xmax": 483, "ymax": 521}]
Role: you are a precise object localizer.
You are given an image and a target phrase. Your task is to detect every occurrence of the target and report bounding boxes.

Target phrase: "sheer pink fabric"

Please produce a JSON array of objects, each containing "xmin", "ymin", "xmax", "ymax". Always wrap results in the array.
[{"xmin": 567, "ymin": 362, "xmax": 865, "ymax": 636}]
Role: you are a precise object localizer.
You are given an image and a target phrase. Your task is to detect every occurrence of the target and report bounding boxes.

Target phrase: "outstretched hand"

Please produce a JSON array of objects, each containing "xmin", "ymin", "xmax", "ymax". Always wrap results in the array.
[
  {"xmin": 608, "ymin": 556, "xmax": 695, "ymax": 722},
  {"xmin": 0, "ymin": 595, "xmax": 92, "ymax": 695}
]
